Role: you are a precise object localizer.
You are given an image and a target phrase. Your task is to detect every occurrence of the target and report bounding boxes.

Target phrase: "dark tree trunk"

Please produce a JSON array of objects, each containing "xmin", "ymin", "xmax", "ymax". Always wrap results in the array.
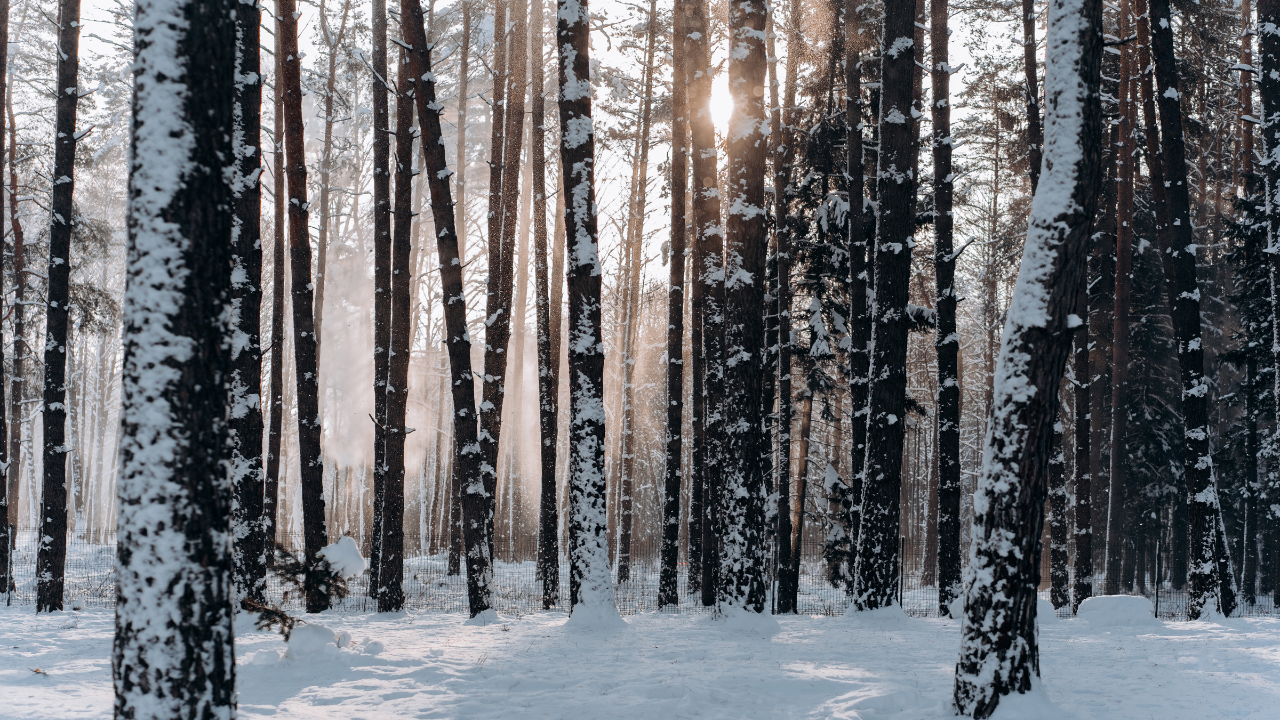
[
  {"xmin": 114, "ymin": 1, "xmax": 237, "ymax": 713},
  {"xmin": 659, "ymin": 0, "xmax": 688, "ymax": 609},
  {"xmin": 1089, "ymin": 122, "xmax": 1116, "ymax": 584},
  {"xmin": 0, "ymin": 0, "xmax": 10, "ymax": 595},
  {"xmin": 5, "ymin": 95, "xmax": 21, "ymax": 547},
  {"xmin": 278, "ymin": 0, "xmax": 331, "ymax": 612},
  {"xmin": 265, "ymin": 38, "xmax": 286, "ymax": 564},
  {"xmin": 1150, "ymin": 0, "xmax": 1233, "ymax": 620},
  {"xmin": 379, "ymin": 36, "xmax": 417, "ymax": 612},
  {"xmin": 557, "ymin": 0, "xmax": 617, "ymax": 616},
  {"xmin": 1071, "ymin": 284, "xmax": 1092, "ymax": 613},
  {"xmin": 929, "ymin": 0, "xmax": 960, "ymax": 614},
  {"xmin": 1022, "ymin": 0, "xmax": 1042, "ymax": 192},
  {"xmin": 1049, "ymin": 420, "xmax": 1069, "ymax": 609},
  {"xmin": 717, "ymin": 0, "xmax": 769, "ymax": 612},
  {"xmin": 1245, "ymin": 360, "xmax": 1260, "ymax": 604},
  {"xmin": 232, "ymin": 0, "xmax": 267, "ymax": 605},
  {"xmin": 446, "ymin": 0, "xmax": 472, "ymax": 579},
  {"xmin": 953, "ymin": 0, "xmax": 1103, "ymax": 711},
  {"xmin": 370, "ymin": 0, "xmax": 392, "ymax": 597},
  {"xmin": 853, "ymin": 0, "xmax": 918, "ymax": 611},
  {"xmin": 405, "ymin": 0, "xmax": 494, "ymax": 615},
  {"xmin": 686, "ymin": 0, "xmax": 724, "ymax": 608},
  {"xmin": 1261, "ymin": 0, "xmax": 1280, "ymax": 611},
  {"xmin": 36, "ymin": 0, "xmax": 82, "ymax": 613}
]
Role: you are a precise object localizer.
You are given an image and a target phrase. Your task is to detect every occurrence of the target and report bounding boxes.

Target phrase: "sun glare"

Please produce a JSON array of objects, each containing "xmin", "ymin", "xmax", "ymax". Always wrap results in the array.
[{"xmin": 710, "ymin": 74, "xmax": 733, "ymax": 134}]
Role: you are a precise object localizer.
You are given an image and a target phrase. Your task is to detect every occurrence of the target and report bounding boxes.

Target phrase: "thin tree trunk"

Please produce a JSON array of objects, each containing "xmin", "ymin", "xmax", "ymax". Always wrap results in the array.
[
  {"xmin": 455, "ymin": 1, "xmax": 471, "ymax": 264},
  {"xmin": 556, "ymin": 0, "xmax": 618, "ymax": 619},
  {"xmin": 953, "ymin": 0, "xmax": 1102, "ymax": 710},
  {"xmin": 1262, "ymin": 0, "xmax": 1280, "ymax": 606},
  {"xmin": 6, "ymin": 87, "xmax": 22, "ymax": 542},
  {"xmin": 930, "ymin": 0, "xmax": 960, "ymax": 614},
  {"xmin": 1049, "ymin": 417, "xmax": 1069, "ymax": 608},
  {"xmin": 314, "ymin": 0, "xmax": 352, "ymax": 369},
  {"xmin": 1022, "ymin": 0, "xmax": 1043, "ymax": 192},
  {"xmin": 1151, "ymin": 0, "xmax": 1234, "ymax": 619},
  {"xmin": 0, "ymin": 0, "xmax": 10, "ymax": 593},
  {"xmin": 279, "ymin": 0, "xmax": 331, "ymax": 612},
  {"xmin": 687, "ymin": 0, "xmax": 724, "ymax": 608},
  {"xmin": 36, "ymin": 0, "xmax": 82, "ymax": 612},
  {"xmin": 405, "ymin": 0, "xmax": 494, "ymax": 614},
  {"xmin": 232, "ymin": 0, "xmax": 267, "ymax": 604},
  {"xmin": 1071, "ymin": 276, "xmax": 1091, "ymax": 612},
  {"xmin": 659, "ymin": 0, "xmax": 687, "ymax": 608},
  {"xmin": 265, "ymin": 37, "xmax": 287, "ymax": 562},
  {"xmin": 853, "ymin": 0, "xmax": 918, "ymax": 610},
  {"xmin": 370, "ymin": 0, "xmax": 392, "ymax": 596},
  {"xmin": 114, "ymin": 2, "xmax": 236, "ymax": 712}
]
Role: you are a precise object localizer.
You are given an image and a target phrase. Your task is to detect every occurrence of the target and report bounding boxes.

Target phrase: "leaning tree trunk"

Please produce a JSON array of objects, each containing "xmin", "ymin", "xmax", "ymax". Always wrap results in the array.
[
  {"xmin": 379, "ymin": 38, "xmax": 417, "ymax": 613},
  {"xmin": 686, "ymin": 0, "xmax": 725, "ymax": 608},
  {"xmin": 231, "ymin": 0, "xmax": 267, "ymax": 605},
  {"xmin": 853, "ymin": 0, "xmax": 918, "ymax": 611},
  {"xmin": 929, "ymin": 0, "xmax": 961, "ymax": 614},
  {"xmin": 405, "ymin": 0, "xmax": 494, "ymax": 615},
  {"xmin": 953, "ymin": 0, "xmax": 1102, "ymax": 712},
  {"xmin": 556, "ymin": 0, "xmax": 619, "ymax": 621},
  {"xmin": 36, "ymin": 0, "xmax": 82, "ymax": 613},
  {"xmin": 531, "ymin": 0, "xmax": 561, "ymax": 610},
  {"xmin": 278, "ymin": 0, "xmax": 330, "ymax": 612},
  {"xmin": 716, "ymin": 0, "xmax": 770, "ymax": 613},
  {"xmin": 114, "ymin": 1, "xmax": 237, "ymax": 713},
  {"xmin": 659, "ymin": 0, "xmax": 688, "ymax": 608},
  {"xmin": 265, "ymin": 38, "xmax": 286, "ymax": 563},
  {"xmin": 369, "ymin": 0, "xmax": 392, "ymax": 597},
  {"xmin": 1150, "ymin": 0, "xmax": 1233, "ymax": 620}
]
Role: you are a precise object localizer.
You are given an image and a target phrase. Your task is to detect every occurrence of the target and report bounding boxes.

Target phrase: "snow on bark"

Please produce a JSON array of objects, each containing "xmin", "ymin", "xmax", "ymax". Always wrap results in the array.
[
  {"xmin": 1259, "ymin": 0, "xmax": 1280, "ymax": 618},
  {"xmin": 952, "ymin": 0, "xmax": 1102, "ymax": 712},
  {"xmin": 115, "ymin": 0, "xmax": 237, "ymax": 715},
  {"xmin": 557, "ymin": 0, "xmax": 620, "ymax": 625}
]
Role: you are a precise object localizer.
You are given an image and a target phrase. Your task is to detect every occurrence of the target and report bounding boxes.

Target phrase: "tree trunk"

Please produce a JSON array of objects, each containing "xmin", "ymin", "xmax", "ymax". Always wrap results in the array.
[
  {"xmin": 686, "ymin": 0, "xmax": 724, "ymax": 609},
  {"xmin": 278, "ymin": 0, "xmax": 331, "ymax": 612},
  {"xmin": 930, "ymin": 0, "xmax": 960, "ymax": 614},
  {"xmin": 1150, "ymin": 0, "xmax": 1233, "ymax": 620},
  {"xmin": 231, "ymin": 0, "xmax": 267, "ymax": 604},
  {"xmin": 447, "ymin": 0, "xmax": 472, "ymax": 579},
  {"xmin": 1071, "ymin": 277, "xmax": 1091, "ymax": 612},
  {"xmin": 114, "ymin": 3, "xmax": 236, "ymax": 712},
  {"xmin": 853, "ymin": 0, "xmax": 918, "ymax": 611},
  {"xmin": 265, "ymin": 37, "xmax": 287, "ymax": 563},
  {"xmin": 36, "ymin": 0, "xmax": 82, "ymax": 612},
  {"xmin": 405, "ymin": 0, "xmax": 494, "ymax": 615},
  {"xmin": 556, "ymin": 0, "xmax": 617, "ymax": 619},
  {"xmin": 0, "ymin": 0, "xmax": 10, "ymax": 594},
  {"xmin": 6, "ymin": 89, "xmax": 22, "ymax": 544},
  {"xmin": 370, "ymin": 0, "xmax": 392, "ymax": 597},
  {"xmin": 659, "ymin": 0, "xmax": 687, "ymax": 608},
  {"xmin": 953, "ymin": 0, "xmax": 1102, "ymax": 711},
  {"xmin": 1022, "ymin": 0, "xmax": 1043, "ymax": 193},
  {"xmin": 314, "ymin": 0, "xmax": 352, "ymax": 370},
  {"xmin": 1049, "ymin": 417, "xmax": 1069, "ymax": 609}
]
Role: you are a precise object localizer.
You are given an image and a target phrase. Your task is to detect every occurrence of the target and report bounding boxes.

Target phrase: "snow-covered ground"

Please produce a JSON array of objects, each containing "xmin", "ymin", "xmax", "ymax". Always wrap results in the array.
[{"xmin": 2, "ymin": 603, "xmax": 1277, "ymax": 719}]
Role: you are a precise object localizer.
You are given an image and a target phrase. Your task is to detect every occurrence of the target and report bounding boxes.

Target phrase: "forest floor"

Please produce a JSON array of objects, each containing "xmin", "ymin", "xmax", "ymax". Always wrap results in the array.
[{"xmin": 2, "ymin": 601, "xmax": 1277, "ymax": 719}]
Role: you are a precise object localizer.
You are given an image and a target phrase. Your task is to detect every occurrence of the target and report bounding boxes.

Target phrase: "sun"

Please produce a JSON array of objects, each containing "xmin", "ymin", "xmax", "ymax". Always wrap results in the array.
[{"xmin": 710, "ymin": 74, "xmax": 733, "ymax": 134}]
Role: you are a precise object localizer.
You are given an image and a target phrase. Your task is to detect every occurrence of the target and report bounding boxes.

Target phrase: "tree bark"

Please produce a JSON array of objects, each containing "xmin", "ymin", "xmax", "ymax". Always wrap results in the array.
[
  {"xmin": 1071, "ymin": 279, "xmax": 1091, "ymax": 612},
  {"xmin": 36, "ymin": 0, "xmax": 82, "ymax": 612},
  {"xmin": 557, "ymin": 0, "xmax": 618, "ymax": 618},
  {"xmin": 853, "ymin": 0, "xmax": 918, "ymax": 610},
  {"xmin": 1022, "ymin": 0, "xmax": 1043, "ymax": 193},
  {"xmin": 659, "ymin": 0, "xmax": 687, "ymax": 608},
  {"xmin": 231, "ymin": 0, "xmax": 267, "ymax": 605},
  {"xmin": 1150, "ymin": 0, "xmax": 1234, "ymax": 620},
  {"xmin": 370, "ymin": 0, "xmax": 393, "ymax": 597},
  {"xmin": 1049, "ymin": 417, "xmax": 1069, "ymax": 609},
  {"xmin": 6, "ymin": 90, "xmax": 22, "ymax": 544},
  {"xmin": 0, "ymin": 0, "xmax": 10, "ymax": 594},
  {"xmin": 265, "ymin": 35, "xmax": 287, "ymax": 564},
  {"xmin": 953, "ymin": 0, "xmax": 1102, "ymax": 711},
  {"xmin": 114, "ymin": 1, "xmax": 236, "ymax": 712},
  {"xmin": 447, "ymin": 0, "xmax": 472, "ymax": 579},
  {"xmin": 405, "ymin": 0, "xmax": 494, "ymax": 615},
  {"xmin": 278, "ymin": 0, "xmax": 331, "ymax": 612},
  {"xmin": 930, "ymin": 0, "xmax": 960, "ymax": 614}
]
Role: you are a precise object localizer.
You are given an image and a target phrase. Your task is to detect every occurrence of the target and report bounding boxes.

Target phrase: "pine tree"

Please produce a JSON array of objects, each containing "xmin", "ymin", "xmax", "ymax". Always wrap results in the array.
[
  {"xmin": 370, "ymin": 0, "xmax": 392, "ymax": 597},
  {"xmin": 114, "ymin": 0, "xmax": 237, "ymax": 713},
  {"xmin": 36, "ymin": 0, "xmax": 84, "ymax": 613},
  {"xmin": 953, "ymin": 0, "xmax": 1103, "ymax": 711}
]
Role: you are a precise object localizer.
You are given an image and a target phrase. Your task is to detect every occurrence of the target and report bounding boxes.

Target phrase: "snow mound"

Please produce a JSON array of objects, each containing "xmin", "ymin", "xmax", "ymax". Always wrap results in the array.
[
  {"xmin": 244, "ymin": 648, "xmax": 283, "ymax": 666},
  {"xmin": 988, "ymin": 683, "xmax": 1071, "ymax": 719},
  {"xmin": 839, "ymin": 604, "xmax": 913, "ymax": 629},
  {"xmin": 287, "ymin": 623, "xmax": 340, "ymax": 659},
  {"xmin": 317, "ymin": 536, "xmax": 367, "ymax": 579},
  {"xmin": 463, "ymin": 608, "xmax": 501, "ymax": 627},
  {"xmin": 564, "ymin": 602, "xmax": 627, "ymax": 632},
  {"xmin": 709, "ymin": 606, "xmax": 781, "ymax": 636},
  {"xmin": 1077, "ymin": 596, "xmax": 1159, "ymax": 629},
  {"xmin": 1038, "ymin": 598, "xmax": 1058, "ymax": 624}
]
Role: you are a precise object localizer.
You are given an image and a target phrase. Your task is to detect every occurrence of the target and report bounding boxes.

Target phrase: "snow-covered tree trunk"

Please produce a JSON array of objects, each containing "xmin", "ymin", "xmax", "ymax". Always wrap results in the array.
[
  {"xmin": 265, "ymin": 40, "xmax": 286, "ymax": 564},
  {"xmin": 0, "ymin": 0, "xmax": 10, "ymax": 596},
  {"xmin": 231, "ymin": 0, "xmax": 267, "ymax": 605},
  {"xmin": 277, "ymin": 0, "xmax": 331, "ymax": 612},
  {"xmin": 1049, "ymin": 421, "xmax": 1069, "ymax": 609},
  {"xmin": 659, "ymin": 0, "xmax": 688, "ymax": 609},
  {"xmin": 369, "ymin": 0, "xmax": 392, "ymax": 597},
  {"xmin": 929, "ymin": 0, "xmax": 961, "ymax": 614},
  {"xmin": 952, "ymin": 0, "xmax": 1102, "ymax": 711},
  {"xmin": 36, "ymin": 0, "xmax": 83, "ymax": 613},
  {"xmin": 446, "ymin": 0, "xmax": 472, "ymax": 580},
  {"xmin": 716, "ymin": 0, "xmax": 770, "ymax": 613},
  {"xmin": 1149, "ymin": 0, "xmax": 1232, "ymax": 620},
  {"xmin": 1071, "ymin": 288, "xmax": 1092, "ymax": 613},
  {"xmin": 853, "ymin": 0, "xmax": 919, "ymax": 611},
  {"xmin": 405, "ymin": 0, "xmax": 494, "ymax": 616},
  {"xmin": 1261, "ymin": 0, "xmax": 1280, "ymax": 614},
  {"xmin": 686, "ymin": 0, "xmax": 725, "ymax": 607},
  {"xmin": 556, "ymin": 0, "xmax": 618, "ymax": 621},
  {"xmin": 114, "ymin": 0, "xmax": 237, "ymax": 713},
  {"xmin": 5, "ymin": 95, "xmax": 21, "ymax": 542}
]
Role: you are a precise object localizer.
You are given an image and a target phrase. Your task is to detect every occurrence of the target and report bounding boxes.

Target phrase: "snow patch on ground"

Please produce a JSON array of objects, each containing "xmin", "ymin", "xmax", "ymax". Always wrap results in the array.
[
  {"xmin": 4, "ymin": 606, "xmax": 1280, "ymax": 718},
  {"xmin": 1077, "ymin": 595, "xmax": 1161, "ymax": 629}
]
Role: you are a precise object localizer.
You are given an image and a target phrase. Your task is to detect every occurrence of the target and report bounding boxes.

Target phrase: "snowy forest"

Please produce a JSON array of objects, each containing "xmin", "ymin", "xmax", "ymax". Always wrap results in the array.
[{"xmin": 1, "ymin": 0, "xmax": 1280, "ymax": 715}]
